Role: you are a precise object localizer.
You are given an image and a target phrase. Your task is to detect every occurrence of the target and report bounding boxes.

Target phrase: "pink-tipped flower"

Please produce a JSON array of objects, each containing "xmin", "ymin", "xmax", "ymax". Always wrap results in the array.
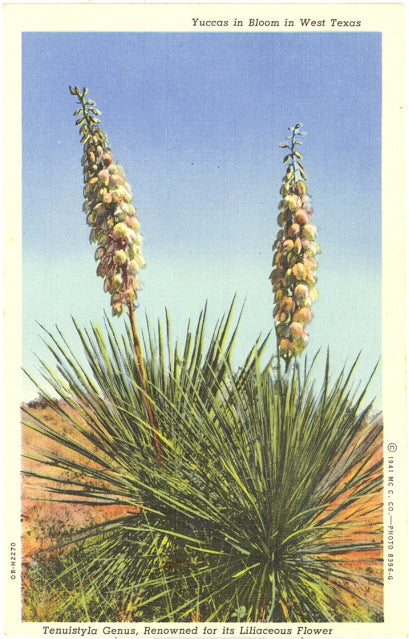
[
  {"xmin": 294, "ymin": 209, "xmax": 309, "ymax": 225},
  {"xmin": 292, "ymin": 307, "xmax": 313, "ymax": 326},
  {"xmin": 292, "ymin": 262, "xmax": 307, "ymax": 280},
  {"xmin": 294, "ymin": 283, "xmax": 309, "ymax": 300},
  {"xmin": 289, "ymin": 321, "xmax": 307, "ymax": 339},
  {"xmin": 287, "ymin": 223, "xmax": 301, "ymax": 238},
  {"xmin": 98, "ymin": 169, "xmax": 110, "ymax": 186}
]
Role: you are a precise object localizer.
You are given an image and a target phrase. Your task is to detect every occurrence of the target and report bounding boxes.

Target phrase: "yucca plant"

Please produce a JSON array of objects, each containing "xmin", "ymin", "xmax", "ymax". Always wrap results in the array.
[
  {"xmin": 23, "ymin": 318, "xmax": 382, "ymax": 621},
  {"xmin": 22, "ymin": 97, "xmax": 382, "ymax": 623}
]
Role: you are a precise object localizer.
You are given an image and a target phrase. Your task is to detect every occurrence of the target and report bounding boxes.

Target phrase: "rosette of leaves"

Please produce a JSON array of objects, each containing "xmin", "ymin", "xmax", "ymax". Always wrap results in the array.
[
  {"xmin": 270, "ymin": 124, "xmax": 320, "ymax": 369},
  {"xmin": 69, "ymin": 86, "xmax": 144, "ymax": 317},
  {"xmin": 23, "ymin": 315, "xmax": 383, "ymax": 622}
]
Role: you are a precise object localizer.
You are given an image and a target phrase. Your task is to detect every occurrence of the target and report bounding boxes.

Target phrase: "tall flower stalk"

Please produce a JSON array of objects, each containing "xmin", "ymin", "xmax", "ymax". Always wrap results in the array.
[
  {"xmin": 69, "ymin": 86, "xmax": 162, "ymax": 464},
  {"xmin": 270, "ymin": 124, "xmax": 320, "ymax": 371}
]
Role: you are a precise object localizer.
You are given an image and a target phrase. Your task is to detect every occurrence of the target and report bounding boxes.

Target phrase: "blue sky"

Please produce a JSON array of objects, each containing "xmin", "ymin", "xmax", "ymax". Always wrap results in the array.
[{"xmin": 22, "ymin": 31, "xmax": 382, "ymax": 403}]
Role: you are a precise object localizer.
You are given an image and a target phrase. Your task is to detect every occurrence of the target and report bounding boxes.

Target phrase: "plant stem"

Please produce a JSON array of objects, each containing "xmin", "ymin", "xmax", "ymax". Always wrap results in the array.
[
  {"xmin": 289, "ymin": 129, "xmax": 299, "ymax": 183},
  {"xmin": 128, "ymin": 302, "xmax": 163, "ymax": 466}
]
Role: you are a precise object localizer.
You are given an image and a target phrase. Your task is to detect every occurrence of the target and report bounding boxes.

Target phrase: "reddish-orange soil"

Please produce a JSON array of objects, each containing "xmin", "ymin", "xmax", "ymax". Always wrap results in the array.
[{"xmin": 22, "ymin": 403, "xmax": 140, "ymax": 563}]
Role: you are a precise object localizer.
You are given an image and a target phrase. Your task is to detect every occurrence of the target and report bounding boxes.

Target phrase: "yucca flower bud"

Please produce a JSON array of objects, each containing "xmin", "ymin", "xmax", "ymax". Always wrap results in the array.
[
  {"xmin": 269, "ymin": 124, "xmax": 320, "ymax": 367},
  {"xmin": 69, "ymin": 86, "xmax": 145, "ymax": 317}
]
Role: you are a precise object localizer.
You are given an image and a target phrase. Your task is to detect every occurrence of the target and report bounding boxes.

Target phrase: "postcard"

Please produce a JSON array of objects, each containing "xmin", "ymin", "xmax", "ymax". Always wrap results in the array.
[{"xmin": 2, "ymin": 3, "xmax": 408, "ymax": 638}]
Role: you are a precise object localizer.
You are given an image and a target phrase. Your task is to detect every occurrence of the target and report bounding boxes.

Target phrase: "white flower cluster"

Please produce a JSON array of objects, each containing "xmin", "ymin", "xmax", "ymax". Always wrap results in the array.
[
  {"xmin": 270, "ymin": 125, "xmax": 320, "ymax": 364},
  {"xmin": 70, "ymin": 86, "xmax": 145, "ymax": 316}
]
